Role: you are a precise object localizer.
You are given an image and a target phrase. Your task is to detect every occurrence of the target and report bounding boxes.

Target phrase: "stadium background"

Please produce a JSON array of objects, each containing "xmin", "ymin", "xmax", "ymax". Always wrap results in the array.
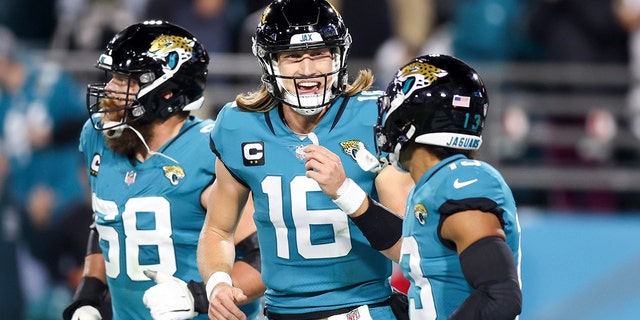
[{"xmin": 1, "ymin": 0, "xmax": 640, "ymax": 318}]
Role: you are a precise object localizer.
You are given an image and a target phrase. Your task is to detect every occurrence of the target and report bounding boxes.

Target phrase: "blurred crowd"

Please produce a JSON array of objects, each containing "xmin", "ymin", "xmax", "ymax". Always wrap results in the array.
[{"xmin": 0, "ymin": 0, "xmax": 638, "ymax": 319}]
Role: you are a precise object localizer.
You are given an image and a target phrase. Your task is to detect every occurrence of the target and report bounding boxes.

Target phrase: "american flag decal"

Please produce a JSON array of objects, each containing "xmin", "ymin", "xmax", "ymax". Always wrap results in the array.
[{"xmin": 452, "ymin": 95, "xmax": 470, "ymax": 108}]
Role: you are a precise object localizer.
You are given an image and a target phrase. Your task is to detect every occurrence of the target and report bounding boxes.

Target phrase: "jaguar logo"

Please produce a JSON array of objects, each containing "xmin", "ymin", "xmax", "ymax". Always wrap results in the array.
[
  {"xmin": 148, "ymin": 35, "xmax": 194, "ymax": 70},
  {"xmin": 162, "ymin": 165, "xmax": 185, "ymax": 186},
  {"xmin": 395, "ymin": 61, "xmax": 448, "ymax": 98}
]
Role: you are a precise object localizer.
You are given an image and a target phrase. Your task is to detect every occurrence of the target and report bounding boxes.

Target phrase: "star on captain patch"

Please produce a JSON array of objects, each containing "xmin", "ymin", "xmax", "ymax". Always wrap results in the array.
[
  {"xmin": 414, "ymin": 203, "xmax": 427, "ymax": 225},
  {"xmin": 163, "ymin": 165, "xmax": 185, "ymax": 186}
]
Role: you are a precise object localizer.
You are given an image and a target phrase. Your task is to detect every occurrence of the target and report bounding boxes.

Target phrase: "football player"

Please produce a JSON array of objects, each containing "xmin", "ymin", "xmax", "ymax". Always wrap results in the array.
[
  {"xmin": 62, "ymin": 21, "xmax": 264, "ymax": 320},
  {"xmin": 352, "ymin": 54, "xmax": 523, "ymax": 319},
  {"xmin": 195, "ymin": 0, "xmax": 414, "ymax": 319}
]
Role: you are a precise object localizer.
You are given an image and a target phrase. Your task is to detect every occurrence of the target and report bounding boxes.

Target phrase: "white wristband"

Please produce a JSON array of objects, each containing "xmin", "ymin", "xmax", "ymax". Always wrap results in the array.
[
  {"xmin": 205, "ymin": 272, "xmax": 233, "ymax": 299},
  {"xmin": 332, "ymin": 178, "xmax": 367, "ymax": 215}
]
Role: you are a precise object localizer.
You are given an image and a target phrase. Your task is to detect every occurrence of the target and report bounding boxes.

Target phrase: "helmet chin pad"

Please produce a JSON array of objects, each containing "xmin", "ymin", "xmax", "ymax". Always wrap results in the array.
[
  {"xmin": 292, "ymin": 105, "xmax": 325, "ymax": 116},
  {"xmin": 101, "ymin": 121, "xmax": 126, "ymax": 139},
  {"xmin": 283, "ymin": 89, "xmax": 331, "ymax": 115}
]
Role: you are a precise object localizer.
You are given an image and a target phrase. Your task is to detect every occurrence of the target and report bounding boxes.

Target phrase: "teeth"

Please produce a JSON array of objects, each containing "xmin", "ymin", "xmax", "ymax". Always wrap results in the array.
[{"xmin": 298, "ymin": 82, "xmax": 318, "ymax": 87}]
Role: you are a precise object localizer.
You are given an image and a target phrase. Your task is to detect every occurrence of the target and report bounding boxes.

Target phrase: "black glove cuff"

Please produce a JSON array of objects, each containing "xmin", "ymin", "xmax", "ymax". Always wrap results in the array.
[
  {"xmin": 62, "ymin": 277, "xmax": 108, "ymax": 320},
  {"xmin": 188, "ymin": 280, "xmax": 209, "ymax": 314}
]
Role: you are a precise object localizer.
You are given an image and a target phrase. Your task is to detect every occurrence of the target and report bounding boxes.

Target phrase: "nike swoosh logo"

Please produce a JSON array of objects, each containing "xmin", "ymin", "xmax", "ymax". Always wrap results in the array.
[{"xmin": 453, "ymin": 178, "xmax": 478, "ymax": 189}]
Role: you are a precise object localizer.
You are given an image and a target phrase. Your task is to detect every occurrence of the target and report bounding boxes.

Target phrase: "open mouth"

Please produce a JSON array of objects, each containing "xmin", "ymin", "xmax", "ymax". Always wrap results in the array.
[{"xmin": 296, "ymin": 80, "xmax": 322, "ymax": 95}]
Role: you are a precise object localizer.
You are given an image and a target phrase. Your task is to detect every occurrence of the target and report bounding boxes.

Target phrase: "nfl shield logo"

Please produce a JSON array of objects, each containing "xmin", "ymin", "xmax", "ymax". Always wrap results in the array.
[
  {"xmin": 346, "ymin": 309, "xmax": 360, "ymax": 320},
  {"xmin": 124, "ymin": 171, "xmax": 137, "ymax": 185}
]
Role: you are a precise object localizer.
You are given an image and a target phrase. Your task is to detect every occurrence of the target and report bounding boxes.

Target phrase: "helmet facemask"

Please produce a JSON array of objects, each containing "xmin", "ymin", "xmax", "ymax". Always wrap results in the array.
[
  {"xmin": 376, "ymin": 93, "xmax": 415, "ymax": 173},
  {"xmin": 87, "ymin": 71, "xmax": 145, "ymax": 138},
  {"xmin": 255, "ymin": 38, "xmax": 350, "ymax": 116}
]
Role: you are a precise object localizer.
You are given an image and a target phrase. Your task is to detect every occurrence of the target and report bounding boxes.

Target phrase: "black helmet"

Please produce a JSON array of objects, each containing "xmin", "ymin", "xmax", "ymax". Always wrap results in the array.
[
  {"xmin": 87, "ymin": 20, "xmax": 209, "ymax": 131},
  {"xmin": 375, "ymin": 54, "xmax": 489, "ymax": 167},
  {"xmin": 252, "ymin": 0, "xmax": 352, "ymax": 115}
]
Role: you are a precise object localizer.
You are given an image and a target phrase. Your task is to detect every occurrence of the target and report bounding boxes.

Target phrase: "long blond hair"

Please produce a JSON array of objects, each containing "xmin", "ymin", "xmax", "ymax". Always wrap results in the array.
[{"xmin": 235, "ymin": 69, "xmax": 375, "ymax": 112}]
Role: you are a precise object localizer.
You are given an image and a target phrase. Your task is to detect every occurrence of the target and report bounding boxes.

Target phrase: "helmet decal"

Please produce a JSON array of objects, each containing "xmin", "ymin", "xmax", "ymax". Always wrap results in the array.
[
  {"xmin": 98, "ymin": 54, "xmax": 113, "ymax": 68},
  {"xmin": 290, "ymin": 32, "xmax": 323, "ymax": 44},
  {"xmin": 395, "ymin": 62, "xmax": 448, "ymax": 98},
  {"xmin": 148, "ymin": 35, "xmax": 194, "ymax": 71},
  {"xmin": 259, "ymin": 5, "xmax": 270, "ymax": 24},
  {"xmin": 452, "ymin": 95, "xmax": 471, "ymax": 108}
]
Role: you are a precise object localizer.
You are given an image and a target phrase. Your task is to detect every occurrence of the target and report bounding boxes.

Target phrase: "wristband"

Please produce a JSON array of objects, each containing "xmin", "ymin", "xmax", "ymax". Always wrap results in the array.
[
  {"xmin": 205, "ymin": 272, "xmax": 233, "ymax": 300},
  {"xmin": 332, "ymin": 178, "xmax": 367, "ymax": 215}
]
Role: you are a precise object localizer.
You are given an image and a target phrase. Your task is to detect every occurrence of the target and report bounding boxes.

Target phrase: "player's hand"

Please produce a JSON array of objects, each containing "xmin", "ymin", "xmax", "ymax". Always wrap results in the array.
[
  {"xmin": 143, "ymin": 270, "xmax": 198, "ymax": 320},
  {"xmin": 303, "ymin": 144, "xmax": 347, "ymax": 199},
  {"xmin": 208, "ymin": 284, "xmax": 248, "ymax": 320},
  {"xmin": 71, "ymin": 306, "xmax": 102, "ymax": 320}
]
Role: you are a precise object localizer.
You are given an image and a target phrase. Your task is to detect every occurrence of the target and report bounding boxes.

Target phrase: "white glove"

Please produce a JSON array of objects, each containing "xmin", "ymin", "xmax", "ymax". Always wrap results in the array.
[
  {"xmin": 143, "ymin": 270, "xmax": 198, "ymax": 320},
  {"xmin": 71, "ymin": 305, "xmax": 102, "ymax": 320}
]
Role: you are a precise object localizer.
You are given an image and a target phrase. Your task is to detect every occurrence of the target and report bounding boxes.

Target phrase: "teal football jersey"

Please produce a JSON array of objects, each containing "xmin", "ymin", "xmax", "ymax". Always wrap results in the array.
[
  {"xmin": 79, "ymin": 116, "xmax": 260, "ymax": 320},
  {"xmin": 211, "ymin": 93, "xmax": 393, "ymax": 315},
  {"xmin": 399, "ymin": 154, "xmax": 521, "ymax": 319}
]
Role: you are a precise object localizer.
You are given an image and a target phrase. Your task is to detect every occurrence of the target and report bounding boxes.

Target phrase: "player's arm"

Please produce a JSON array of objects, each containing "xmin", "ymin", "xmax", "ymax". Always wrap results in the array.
[
  {"xmin": 203, "ymin": 181, "xmax": 264, "ymax": 303},
  {"xmin": 355, "ymin": 165, "xmax": 412, "ymax": 262},
  {"xmin": 63, "ymin": 222, "xmax": 108, "ymax": 320},
  {"xmin": 333, "ymin": 167, "xmax": 409, "ymax": 262},
  {"xmin": 375, "ymin": 165, "xmax": 413, "ymax": 218},
  {"xmin": 230, "ymin": 195, "xmax": 266, "ymax": 303},
  {"xmin": 197, "ymin": 158, "xmax": 251, "ymax": 319},
  {"xmin": 304, "ymin": 145, "xmax": 410, "ymax": 262},
  {"xmin": 440, "ymin": 209, "xmax": 522, "ymax": 320}
]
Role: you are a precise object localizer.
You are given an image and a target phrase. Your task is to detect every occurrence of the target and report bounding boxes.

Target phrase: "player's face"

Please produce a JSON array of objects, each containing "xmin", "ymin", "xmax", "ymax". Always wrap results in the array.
[
  {"xmin": 100, "ymin": 73, "xmax": 140, "ymax": 122},
  {"xmin": 277, "ymin": 48, "xmax": 334, "ymax": 95}
]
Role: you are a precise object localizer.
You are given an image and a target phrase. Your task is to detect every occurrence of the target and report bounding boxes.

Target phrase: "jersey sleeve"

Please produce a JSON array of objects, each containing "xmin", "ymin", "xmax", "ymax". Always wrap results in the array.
[
  {"xmin": 436, "ymin": 162, "xmax": 507, "ymax": 222},
  {"xmin": 78, "ymin": 119, "xmax": 99, "ymax": 166},
  {"xmin": 209, "ymin": 101, "xmax": 236, "ymax": 158}
]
